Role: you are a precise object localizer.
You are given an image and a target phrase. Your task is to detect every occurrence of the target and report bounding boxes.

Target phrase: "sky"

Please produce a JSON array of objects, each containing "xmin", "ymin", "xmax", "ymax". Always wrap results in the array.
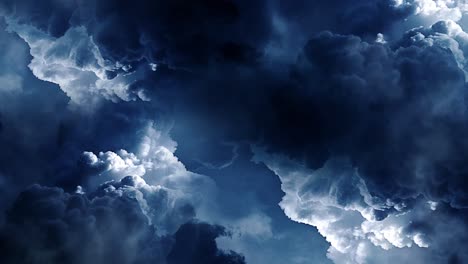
[{"xmin": 0, "ymin": 0, "xmax": 467, "ymax": 263}]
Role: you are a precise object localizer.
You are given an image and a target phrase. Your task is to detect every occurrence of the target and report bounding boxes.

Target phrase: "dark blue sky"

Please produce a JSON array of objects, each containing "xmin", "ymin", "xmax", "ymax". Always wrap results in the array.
[{"xmin": 0, "ymin": 1, "xmax": 467, "ymax": 263}]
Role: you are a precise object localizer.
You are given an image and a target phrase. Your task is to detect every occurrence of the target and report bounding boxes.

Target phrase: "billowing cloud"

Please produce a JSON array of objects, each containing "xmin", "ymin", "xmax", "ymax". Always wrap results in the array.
[
  {"xmin": 0, "ymin": 184, "xmax": 245, "ymax": 264},
  {"xmin": 1, "ymin": 1, "xmax": 468, "ymax": 264},
  {"xmin": 79, "ymin": 123, "xmax": 218, "ymax": 233},
  {"xmin": 6, "ymin": 21, "xmax": 150, "ymax": 106},
  {"xmin": 254, "ymin": 150, "xmax": 468, "ymax": 264},
  {"xmin": 168, "ymin": 221, "xmax": 246, "ymax": 264},
  {"xmin": 245, "ymin": 22, "xmax": 468, "ymax": 263},
  {"xmin": 395, "ymin": 0, "xmax": 468, "ymax": 22},
  {"xmin": 81, "ymin": 122, "xmax": 183, "ymax": 185}
]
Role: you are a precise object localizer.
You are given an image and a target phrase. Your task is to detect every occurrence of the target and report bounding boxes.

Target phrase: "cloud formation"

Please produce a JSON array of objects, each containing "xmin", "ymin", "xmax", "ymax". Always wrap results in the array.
[
  {"xmin": 1, "ymin": 0, "xmax": 468, "ymax": 263},
  {"xmin": 254, "ymin": 151, "xmax": 468, "ymax": 263},
  {"xmin": 6, "ymin": 21, "xmax": 150, "ymax": 106},
  {"xmin": 247, "ymin": 21, "xmax": 468, "ymax": 262},
  {"xmin": 0, "ymin": 183, "xmax": 244, "ymax": 264}
]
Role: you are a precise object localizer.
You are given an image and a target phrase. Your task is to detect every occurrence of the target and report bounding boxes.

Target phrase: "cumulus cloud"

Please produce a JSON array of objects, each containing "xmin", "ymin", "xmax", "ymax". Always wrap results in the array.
[
  {"xmin": 254, "ymin": 150, "xmax": 468, "ymax": 264},
  {"xmin": 0, "ymin": 80, "xmax": 242, "ymax": 263},
  {"xmin": 81, "ymin": 122, "xmax": 216, "ymax": 205},
  {"xmin": 243, "ymin": 23, "xmax": 468, "ymax": 263},
  {"xmin": 394, "ymin": 0, "xmax": 468, "ymax": 21},
  {"xmin": 168, "ymin": 21, "xmax": 468, "ymax": 216},
  {"xmin": 0, "ymin": 184, "xmax": 245, "ymax": 264},
  {"xmin": 2, "ymin": 1, "xmax": 468, "ymax": 264},
  {"xmin": 93, "ymin": 175, "xmax": 195, "ymax": 235},
  {"xmin": 82, "ymin": 123, "xmax": 183, "ymax": 184},
  {"xmin": 0, "ymin": 184, "xmax": 167, "ymax": 264},
  {"xmin": 399, "ymin": 19, "xmax": 468, "ymax": 77},
  {"xmin": 77, "ymin": 122, "xmax": 222, "ymax": 234}
]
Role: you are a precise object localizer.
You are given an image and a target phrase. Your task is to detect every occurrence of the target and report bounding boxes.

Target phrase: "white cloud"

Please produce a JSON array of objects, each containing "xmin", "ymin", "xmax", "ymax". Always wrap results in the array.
[
  {"xmin": 84, "ymin": 150, "xmax": 147, "ymax": 178},
  {"xmin": 394, "ymin": 0, "xmax": 468, "ymax": 22},
  {"xmin": 81, "ymin": 122, "xmax": 218, "ymax": 234},
  {"xmin": 82, "ymin": 122, "xmax": 186, "ymax": 185},
  {"xmin": 251, "ymin": 148, "xmax": 447, "ymax": 264},
  {"xmin": 6, "ymin": 20, "xmax": 150, "ymax": 107},
  {"xmin": 97, "ymin": 175, "xmax": 194, "ymax": 234},
  {"xmin": 406, "ymin": 20, "xmax": 468, "ymax": 76}
]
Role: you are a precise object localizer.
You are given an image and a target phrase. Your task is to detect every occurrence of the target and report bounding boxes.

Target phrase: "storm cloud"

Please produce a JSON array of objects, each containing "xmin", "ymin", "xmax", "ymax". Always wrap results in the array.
[
  {"xmin": 1, "ymin": 0, "xmax": 468, "ymax": 263},
  {"xmin": 0, "ymin": 183, "xmax": 243, "ymax": 264}
]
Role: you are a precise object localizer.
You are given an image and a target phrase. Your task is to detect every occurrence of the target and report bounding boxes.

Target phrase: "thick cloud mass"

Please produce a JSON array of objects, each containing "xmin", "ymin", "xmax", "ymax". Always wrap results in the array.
[
  {"xmin": 1, "ymin": 0, "xmax": 468, "ymax": 263},
  {"xmin": 0, "ymin": 184, "xmax": 243, "ymax": 264},
  {"xmin": 247, "ymin": 23, "xmax": 468, "ymax": 262},
  {"xmin": 253, "ymin": 151, "xmax": 468, "ymax": 263},
  {"xmin": 168, "ymin": 222, "xmax": 245, "ymax": 264},
  {"xmin": 0, "ymin": 184, "xmax": 167, "ymax": 264},
  {"xmin": 289, "ymin": 28, "xmax": 468, "ymax": 207},
  {"xmin": 6, "ymin": 21, "xmax": 151, "ymax": 106}
]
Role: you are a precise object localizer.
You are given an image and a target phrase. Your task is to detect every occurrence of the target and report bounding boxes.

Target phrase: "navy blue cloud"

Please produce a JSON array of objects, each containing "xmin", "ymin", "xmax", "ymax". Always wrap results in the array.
[
  {"xmin": 168, "ymin": 221, "xmax": 245, "ymax": 264},
  {"xmin": 0, "ymin": 183, "xmax": 244, "ymax": 264},
  {"xmin": 1, "ymin": 0, "xmax": 271, "ymax": 68},
  {"xmin": 169, "ymin": 29, "xmax": 468, "ymax": 210},
  {"xmin": 1, "ymin": 0, "xmax": 412, "ymax": 69},
  {"xmin": 0, "ymin": 184, "xmax": 166, "ymax": 264},
  {"xmin": 1, "ymin": 0, "xmax": 468, "ymax": 263}
]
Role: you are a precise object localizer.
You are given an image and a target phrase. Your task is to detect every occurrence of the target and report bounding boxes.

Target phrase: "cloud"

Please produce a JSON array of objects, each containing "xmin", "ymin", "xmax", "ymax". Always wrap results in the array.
[
  {"xmin": 395, "ymin": 0, "xmax": 468, "ymax": 22},
  {"xmin": 270, "ymin": 26, "xmax": 468, "ymax": 208},
  {"xmin": 5, "ymin": 21, "xmax": 150, "ymax": 106},
  {"xmin": 398, "ymin": 19, "xmax": 468, "ymax": 78},
  {"xmin": 243, "ymin": 23, "xmax": 468, "ymax": 262},
  {"xmin": 92, "ymin": 175, "xmax": 196, "ymax": 235},
  {"xmin": 0, "ymin": 73, "xmax": 241, "ymax": 263},
  {"xmin": 82, "ymin": 122, "xmax": 184, "ymax": 185},
  {"xmin": 254, "ymin": 150, "xmax": 468, "ymax": 264},
  {"xmin": 166, "ymin": 22, "xmax": 468, "ymax": 217},
  {"xmin": 0, "ymin": 184, "xmax": 245, "ymax": 264},
  {"xmin": 2, "ymin": 1, "xmax": 468, "ymax": 264},
  {"xmin": 2, "ymin": 0, "xmax": 417, "ymax": 108},
  {"xmin": 79, "ymin": 123, "xmax": 217, "ymax": 224},
  {"xmin": 1, "ymin": 0, "xmax": 278, "ymax": 110},
  {"xmin": 0, "ymin": 184, "xmax": 167, "ymax": 264},
  {"xmin": 168, "ymin": 221, "xmax": 246, "ymax": 264}
]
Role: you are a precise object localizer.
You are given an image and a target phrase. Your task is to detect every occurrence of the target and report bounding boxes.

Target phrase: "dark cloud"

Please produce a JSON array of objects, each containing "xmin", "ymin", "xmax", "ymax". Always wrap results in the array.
[
  {"xmin": 1, "ymin": 0, "xmax": 415, "ymax": 72},
  {"xmin": 0, "ymin": 184, "xmax": 166, "ymax": 264},
  {"xmin": 0, "ymin": 183, "xmax": 244, "ymax": 264},
  {"xmin": 0, "ymin": 85, "xmax": 162, "ymax": 201},
  {"xmin": 165, "ymin": 22, "xmax": 468, "ymax": 263},
  {"xmin": 173, "ymin": 29, "xmax": 468, "ymax": 208},
  {"xmin": 168, "ymin": 221, "xmax": 245, "ymax": 264},
  {"xmin": 275, "ymin": 0, "xmax": 414, "ymax": 38},
  {"xmin": 0, "ymin": 0, "xmax": 271, "ymax": 69},
  {"xmin": 89, "ymin": 0, "xmax": 271, "ymax": 68},
  {"xmin": 0, "ymin": 20, "xmax": 167, "ymax": 202},
  {"xmin": 1, "ymin": 0, "xmax": 468, "ymax": 263},
  {"xmin": 287, "ymin": 31, "xmax": 468, "ymax": 206},
  {"xmin": 0, "ymin": 0, "xmax": 77, "ymax": 36}
]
